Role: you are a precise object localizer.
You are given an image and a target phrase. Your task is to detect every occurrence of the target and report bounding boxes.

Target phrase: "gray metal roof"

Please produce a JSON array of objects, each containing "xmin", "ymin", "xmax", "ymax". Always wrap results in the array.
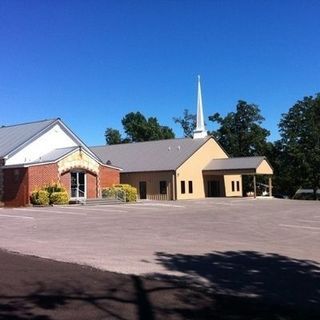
[
  {"xmin": 91, "ymin": 137, "xmax": 211, "ymax": 172},
  {"xmin": 0, "ymin": 119, "xmax": 58, "ymax": 158},
  {"xmin": 204, "ymin": 156, "xmax": 266, "ymax": 171},
  {"xmin": 36, "ymin": 147, "xmax": 78, "ymax": 163}
]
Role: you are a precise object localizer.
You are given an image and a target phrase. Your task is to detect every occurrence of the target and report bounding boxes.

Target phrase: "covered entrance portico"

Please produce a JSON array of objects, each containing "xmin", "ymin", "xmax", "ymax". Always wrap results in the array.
[{"xmin": 203, "ymin": 156, "xmax": 274, "ymax": 198}]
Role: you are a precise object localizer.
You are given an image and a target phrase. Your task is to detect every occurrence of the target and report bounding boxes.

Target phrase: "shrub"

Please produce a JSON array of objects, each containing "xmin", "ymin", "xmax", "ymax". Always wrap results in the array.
[
  {"xmin": 30, "ymin": 189, "xmax": 50, "ymax": 206},
  {"xmin": 45, "ymin": 182, "xmax": 66, "ymax": 194},
  {"xmin": 102, "ymin": 184, "xmax": 137, "ymax": 202},
  {"xmin": 50, "ymin": 191, "xmax": 69, "ymax": 205},
  {"xmin": 121, "ymin": 184, "xmax": 137, "ymax": 202},
  {"xmin": 30, "ymin": 182, "xmax": 69, "ymax": 205},
  {"xmin": 102, "ymin": 187, "xmax": 116, "ymax": 198}
]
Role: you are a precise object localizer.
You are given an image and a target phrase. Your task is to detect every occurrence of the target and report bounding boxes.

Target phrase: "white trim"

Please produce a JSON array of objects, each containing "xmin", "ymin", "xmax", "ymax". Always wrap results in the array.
[{"xmin": 2, "ymin": 147, "xmax": 122, "ymax": 171}]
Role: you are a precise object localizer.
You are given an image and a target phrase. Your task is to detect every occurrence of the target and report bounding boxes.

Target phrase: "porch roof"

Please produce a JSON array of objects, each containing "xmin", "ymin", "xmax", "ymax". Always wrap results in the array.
[{"xmin": 203, "ymin": 156, "xmax": 273, "ymax": 175}]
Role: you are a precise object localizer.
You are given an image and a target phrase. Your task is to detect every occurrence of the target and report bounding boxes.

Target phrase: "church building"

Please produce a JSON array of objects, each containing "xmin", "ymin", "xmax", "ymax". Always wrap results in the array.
[
  {"xmin": 92, "ymin": 76, "xmax": 273, "ymax": 200},
  {"xmin": 0, "ymin": 76, "xmax": 273, "ymax": 206}
]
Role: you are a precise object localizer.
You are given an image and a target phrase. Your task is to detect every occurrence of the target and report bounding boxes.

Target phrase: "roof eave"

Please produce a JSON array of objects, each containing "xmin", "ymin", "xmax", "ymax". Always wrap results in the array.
[{"xmin": 4, "ymin": 119, "xmax": 60, "ymax": 159}]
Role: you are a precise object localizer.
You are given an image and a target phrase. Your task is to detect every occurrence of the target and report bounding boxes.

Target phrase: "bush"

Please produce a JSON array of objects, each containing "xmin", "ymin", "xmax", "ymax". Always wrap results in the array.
[
  {"xmin": 45, "ymin": 182, "xmax": 66, "ymax": 194},
  {"xmin": 30, "ymin": 182, "xmax": 69, "ymax": 205},
  {"xmin": 102, "ymin": 184, "xmax": 137, "ymax": 202},
  {"xmin": 30, "ymin": 190, "xmax": 50, "ymax": 206},
  {"xmin": 50, "ymin": 191, "xmax": 69, "ymax": 205}
]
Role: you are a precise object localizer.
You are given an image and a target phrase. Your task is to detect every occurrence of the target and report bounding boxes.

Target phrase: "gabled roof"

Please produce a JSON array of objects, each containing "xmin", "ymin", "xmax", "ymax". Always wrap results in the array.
[
  {"xmin": 0, "ymin": 119, "xmax": 58, "ymax": 158},
  {"xmin": 91, "ymin": 137, "xmax": 211, "ymax": 173},
  {"xmin": 0, "ymin": 118, "xmax": 99, "ymax": 163},
  {"xmin": 36, "ymin": 146, "xmax": 79, "ymax": 163},
  {"xmin": 204, "ymin": 156, "xmax": 269, "ymax": 171}
]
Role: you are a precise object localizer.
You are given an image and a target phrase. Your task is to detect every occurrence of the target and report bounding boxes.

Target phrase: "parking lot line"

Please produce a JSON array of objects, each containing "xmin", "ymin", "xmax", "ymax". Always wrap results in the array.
[
  {"xmin": 130, "ymin": 203, "xmax": 185, "ymax": 208},
  {"xmin": 0, "ymin": 214, "xmax": 34, "ymax": 220},
  {"xmin": 62, "ymin": 206, "xmax": 128, "ymax": 213},
  {"xmin": 15, "ymin": 208, "xmax": 87, "ymax": 216},
  {"xmin": 279, "ymin": 224, "xmax": 320, "ymax": 230},
  {"xmin": 297, "ymin": 219, "xmax": 320, "ymax": 224}
]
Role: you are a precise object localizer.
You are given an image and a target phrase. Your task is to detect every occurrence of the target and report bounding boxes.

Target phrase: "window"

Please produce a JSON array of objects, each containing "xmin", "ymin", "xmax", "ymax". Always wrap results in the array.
[
  {"xmin": 188, "ymin": 181, "xmax": 193, "ymax": 194},
  {"xmin": 181, "ymin": 181, "xmax": 186, "ymax": 194},
  {"xmin": 160, "ymin": 181, "xmax": 167, "ymax": 194},
  {"xmin": 236, "ymin": 181, "xmax": 240, "ymax": 192},
  {"xmin": 231, "ymin": 181, "xmax": 235, "ymax": 192}
]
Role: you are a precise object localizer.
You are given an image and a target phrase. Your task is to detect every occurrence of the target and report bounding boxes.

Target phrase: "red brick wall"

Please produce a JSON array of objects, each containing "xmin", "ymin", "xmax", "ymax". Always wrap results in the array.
[
  {"xmin": 28, "ymin": 164, "xmax": 59, "ymax": 193},
  {"xmin": 99, "ymin": 165, "xmax": 120, "ymax": 188},
  {"xmin": 3, "ymin": 164, "xmax": 118, "ymax": 206},
  {"xmin": 87, "ymin": 172, "xmax": 97, "ymax": 198},
  {"xmin": 60, "ymin": 172, "xmax": 71, "ymax": 197},
  {"xmin": 3, "ymin": 168, "xmax": 29, "ymax": 207}
]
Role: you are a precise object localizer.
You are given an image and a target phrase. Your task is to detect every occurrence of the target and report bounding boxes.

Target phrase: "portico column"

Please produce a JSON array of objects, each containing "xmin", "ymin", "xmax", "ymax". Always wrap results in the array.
[
  {"xmin": 253, "ymin": 175, "xmax": 257, "ymax": 198},
  {"xmin": 268, "ymin": 176, "xmax": 273, "ymax": 197},
  {"xmin": 172, "ymin": 172, "xmax": 176, "ymax": 200}
]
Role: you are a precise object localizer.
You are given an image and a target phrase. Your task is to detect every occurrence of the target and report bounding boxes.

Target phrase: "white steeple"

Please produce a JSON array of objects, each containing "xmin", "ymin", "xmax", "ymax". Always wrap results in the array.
[{"xmin": 193, "ymin": 75, "xmax": 208, "ymax": 139}]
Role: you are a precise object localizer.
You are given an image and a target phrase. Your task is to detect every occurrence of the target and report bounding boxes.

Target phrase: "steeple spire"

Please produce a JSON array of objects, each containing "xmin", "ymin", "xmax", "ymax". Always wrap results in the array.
[{"xmin": 193, "ymin": 75, "xmax": 208, "ymax": 139}]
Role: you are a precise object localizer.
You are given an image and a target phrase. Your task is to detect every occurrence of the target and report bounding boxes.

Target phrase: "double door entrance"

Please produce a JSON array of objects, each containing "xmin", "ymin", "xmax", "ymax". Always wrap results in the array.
[{"xmin": 71, "ymin": 171, "xmax": 86, "ymax": 198}]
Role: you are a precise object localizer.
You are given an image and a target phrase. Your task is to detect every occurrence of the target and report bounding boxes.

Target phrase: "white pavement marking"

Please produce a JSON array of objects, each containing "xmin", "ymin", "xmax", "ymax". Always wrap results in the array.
[
  {"xmin": 0, "ymin": 214, "xmax": 34, "ymax": 220},
  {"xmin": 279, "ymin": 224, "xmax": 320, "ymax": 231},
  {"xmin": 297, "ymin": 219, "xmax": 320, "ymax": 224},
  {"xmin": 61, "ymin": 206, "xmax": 128, "ymax": 213},
  {"xmin": 15, "ymin": 208, "xmax": 87, "ymax": 216},
  {"xmin": 131, "ymin": 203, "xmax": 185, "ymax": 208}
]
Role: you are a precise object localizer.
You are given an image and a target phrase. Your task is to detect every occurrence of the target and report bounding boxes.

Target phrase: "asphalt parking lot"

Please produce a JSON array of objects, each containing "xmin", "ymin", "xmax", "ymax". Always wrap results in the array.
[{"xmin": 0, "ymin": 198, "xmax": 319, "ymax": 277}]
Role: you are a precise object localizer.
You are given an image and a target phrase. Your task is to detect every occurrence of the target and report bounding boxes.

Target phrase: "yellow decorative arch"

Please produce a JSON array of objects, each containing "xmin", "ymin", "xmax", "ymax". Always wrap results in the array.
[{"xmin": 58, "ymin": 150, "xmax": 99, "ymax": 175}]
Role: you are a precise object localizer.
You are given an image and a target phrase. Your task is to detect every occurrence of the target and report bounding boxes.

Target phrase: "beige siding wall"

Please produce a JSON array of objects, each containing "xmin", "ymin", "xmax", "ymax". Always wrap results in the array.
[
  {"xmin": 176, "ymin": 138, "xmax": 228, "ymax": 199},
  {"xmin": 121, "ymin": 171, "xmax": 174, "ymax": 200},
  {"xmin": 256, "ymin": 160, "xmax": 273, "ymax": 175},
  {"xmin": 224, "ymin": 175, "xmax": 242, "ymax": 197}
]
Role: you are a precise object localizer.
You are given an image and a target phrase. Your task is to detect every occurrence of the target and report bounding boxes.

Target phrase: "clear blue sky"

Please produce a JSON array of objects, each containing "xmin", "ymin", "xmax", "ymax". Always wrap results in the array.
[{"xmin": 1, "ymin": 0, "xmax": 320, "ymax": 145}]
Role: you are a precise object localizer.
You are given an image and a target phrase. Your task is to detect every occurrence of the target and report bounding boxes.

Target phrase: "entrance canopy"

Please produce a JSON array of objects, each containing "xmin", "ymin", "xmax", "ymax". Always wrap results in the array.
[
  {"xmin": 203, "ymin": 156, "xmax": 273, "ymax": 198},
  {"xmin": 203, "ymin": 156, "xmax": 273, "ymax": 175}
]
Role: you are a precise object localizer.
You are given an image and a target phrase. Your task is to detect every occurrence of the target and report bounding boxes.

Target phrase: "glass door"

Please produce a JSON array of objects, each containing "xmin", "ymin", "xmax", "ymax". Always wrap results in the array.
[{"xmin": 71, "ymin": 171, "xmax": 86, "ymax": 198}]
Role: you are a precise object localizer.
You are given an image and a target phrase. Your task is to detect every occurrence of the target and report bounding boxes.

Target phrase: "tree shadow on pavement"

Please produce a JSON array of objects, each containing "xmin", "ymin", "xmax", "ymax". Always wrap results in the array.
[
  {"xmin": 0, "ymin": 250, "xmax": 203, "ymax": 320},
  {"xmin": 153, "ymin": 250, "xmax": 320, "ymax": 319},
  {"xmin": 1, "ymin": 250, "xmax": 320, "ymax": 320}
]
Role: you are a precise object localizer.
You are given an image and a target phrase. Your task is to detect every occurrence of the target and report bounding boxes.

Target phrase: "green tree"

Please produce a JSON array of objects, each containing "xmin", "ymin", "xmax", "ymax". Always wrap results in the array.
[
  {"xmin": 121, "ymin": 112, "xmax": 148, "ymax": 142},
  {"xmin": 104, "ymin": 128, "xmax": 122, "ymax": 145},
  {"xmin": 208, "ymin": 100, "xmax": 270, "ymax": 156},
  {"xmin": 278, "ymin": 94, "xmax": 320, "ymax": 199},
  {"xmin": 173, "ymin": 109, "xmax": 196, "ymax": 138},
  {"xmin": 105, "ymin": 111, "xmax": 175, "ymax": 144}
]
